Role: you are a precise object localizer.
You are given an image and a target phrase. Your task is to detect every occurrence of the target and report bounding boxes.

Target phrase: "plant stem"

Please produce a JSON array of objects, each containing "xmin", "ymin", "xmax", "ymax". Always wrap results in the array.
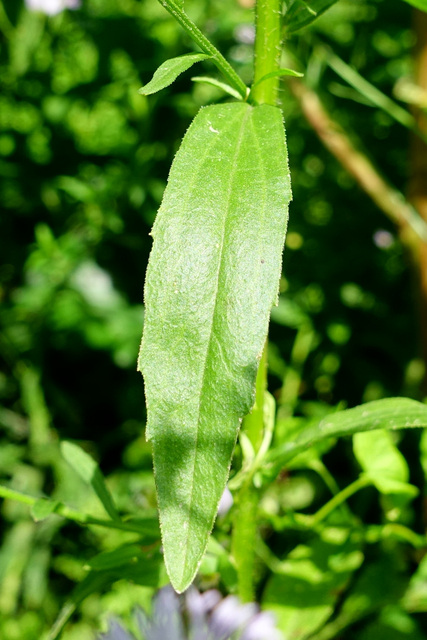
[
  {"xmin": 233, "ymin": 345, "xmax": 267, "ymax": 603},
  {"xmin": 0, "ymin": 484, "xmax": 157, "ymax": 536},
  {"xmin": 310, "ymin": 474, "xmax": 372, "ymax": 526},
  {"xmin": 231, "ymin": 0, "xmax": 282, "ymax": 602},
  {"xmin": 289, "ymin": 77, "xmax": 427, "ymax": 242},
  {"xmin": 251, "ymin": 0, "xmax": 282, "ymax": 105},
  {"xmin": 158, "ymin": 0, "xmax": 247, "ymax": 99}
]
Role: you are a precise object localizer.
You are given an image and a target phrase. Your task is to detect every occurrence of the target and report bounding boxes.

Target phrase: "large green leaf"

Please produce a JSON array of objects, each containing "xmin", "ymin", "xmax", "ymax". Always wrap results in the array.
[
  {"xmin": 267, "ymin": 398, "xmax": 427, "ymax": 478},
  {"xmin": 138, "ymin": 53, "xmax": 211, "ymax": 96},
  {"xmin": 284, "ymin": 0, "xmax": 339, "ymax": 33},
  {"xmin": 139, "ymin": 102, "xmax": 291, "ymax": 592},
  {"xmin": 401, "ymin": 0, "xmax": 427, "ymax": 10}
]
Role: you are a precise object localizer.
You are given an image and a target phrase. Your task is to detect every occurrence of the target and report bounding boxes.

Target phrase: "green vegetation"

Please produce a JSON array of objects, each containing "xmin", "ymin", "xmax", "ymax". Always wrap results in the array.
[{"xmin": 1, "ymin": 0, "xmax": 427, "ymax": 638}]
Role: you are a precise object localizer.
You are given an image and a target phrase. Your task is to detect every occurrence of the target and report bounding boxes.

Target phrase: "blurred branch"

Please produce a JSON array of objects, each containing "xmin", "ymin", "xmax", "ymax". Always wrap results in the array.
[
  {"xmin": 289, "ymin": 77, "xmax": 427, "ymax": 243},
  {"xmin": 0, "ymin": 1, "xmax": 14, "ymax": 39},
  {"xmin": 409, "ymin": 9, "xmax": 427, "ymax": 390},
  {"xmin": 319, "ymin": 44, "xmax": 427, "ymax": 145},
  {"xmin": 0, "ymin": 484, "xmax": 156, "ymax": 535}
]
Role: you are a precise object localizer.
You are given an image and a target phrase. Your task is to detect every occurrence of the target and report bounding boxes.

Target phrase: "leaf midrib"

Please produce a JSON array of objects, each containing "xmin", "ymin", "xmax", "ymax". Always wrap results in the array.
[{"xmin": 178, "ymin": 106, "xmax": 258, "ymax": 585}]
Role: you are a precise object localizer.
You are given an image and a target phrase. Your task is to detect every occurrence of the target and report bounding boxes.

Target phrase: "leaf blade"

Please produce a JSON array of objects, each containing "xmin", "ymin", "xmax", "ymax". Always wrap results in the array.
[
  {"xmin": 284, "ymin": 0, "xmax": 339, "ymax": 33},
  {"xmin": 267, "ymin": 398, "xmax": 427, "ymax": 476},
  {"xmin": 139, "ymin": 102, "xmax": 291, "ymax": 591},
  {"xmin": 191, "ymin": 75, "xmax": 243, "ymax": 100},
  {"xmin": 138, "ymin": 53, "xmax": 211, "ymax": 96}
]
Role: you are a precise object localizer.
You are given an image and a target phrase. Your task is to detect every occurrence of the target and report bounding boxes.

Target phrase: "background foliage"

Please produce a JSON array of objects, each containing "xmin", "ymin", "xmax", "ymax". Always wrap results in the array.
[{"xmin": 1, "ymin": 0, "xmax": 427, "ymax": 638}]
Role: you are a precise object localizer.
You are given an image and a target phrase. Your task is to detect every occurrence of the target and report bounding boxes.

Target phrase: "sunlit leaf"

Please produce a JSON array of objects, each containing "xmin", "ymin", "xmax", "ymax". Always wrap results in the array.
[
  {"xmin": 139, "ymin": 102, "xmax": 291, "ymax": 592},
  {"xmin": 138, "ymin": 53, "xmax": 211, "ymax": 96},
  {"xmin": 60, "ymin": 441, "xmax": 120, "ymax": 522}
]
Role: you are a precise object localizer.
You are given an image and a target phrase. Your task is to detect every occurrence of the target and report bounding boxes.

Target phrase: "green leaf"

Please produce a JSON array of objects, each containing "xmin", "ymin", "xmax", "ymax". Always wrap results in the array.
[
  {"xmin": 86, "ymin": 544, "xmax": 147, "ymax": 571},
  {"xmin": 139, "ymin": 102, "xmax": 291, "ymax": 592},
  {"xmin": 267, "ymin": 398, "xmax": 427, "ymax": 477},
  {"xmin": 284, "ymin": 0, "xmax": 339, "ymax": 33},
  {"xmin": 322, "ymin": 46, "xmax": 417, "ymax": 132},
  {"xmin": 353, "ymin": 430, "xmax": 418, "ymax": 498},
  {"xmin": 263, "ymin": 529, "xmax": 364, "ymax": 639},
  {"xmin": 60, "ymin": 441, "xmax": 120, "ymax": 522},
  {"xmin": 251, "ymin": 68, "xmax": 304, "ymax": 90},
  {"xmin": 30, "ymin": 498, "xmax": 59, "ymax": 522},
  {"xmin": 400, "ymin": 0, "xmax": 427, "ymax": 10},
  {"xmin": 401, "ymin": 553, "xmax": 427, "ymax": 612},
  {"xmin": 138, "ymin": 53, "xmax": 211, "ymax": 96},
  {"xmin": 191, "ymin": 76, "xmax": 243, "ymax": 100}
]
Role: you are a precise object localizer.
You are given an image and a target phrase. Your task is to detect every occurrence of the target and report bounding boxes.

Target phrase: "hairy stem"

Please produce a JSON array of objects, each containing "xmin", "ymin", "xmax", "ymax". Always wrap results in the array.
[
  {"xmin": 158, "ymin": 0, "xmax": 247, "ymax": 99},
  {"xmin": 232, "ymin": 0, "xmax": 282, "ymax": 602},
  {"xmin": 251, "ymin": 0, "xmax": 282, "ymax": 105}
]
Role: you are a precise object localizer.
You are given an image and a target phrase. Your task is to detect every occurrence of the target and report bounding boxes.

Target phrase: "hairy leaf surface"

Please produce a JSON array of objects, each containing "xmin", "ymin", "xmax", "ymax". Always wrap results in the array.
[
  {"xmin": 139, "ymin": 102, "xmax": 291, "ymax": 592},
  {"xmin": 138, "ymin": 53, "xmax": 210, "ymax": 96}
]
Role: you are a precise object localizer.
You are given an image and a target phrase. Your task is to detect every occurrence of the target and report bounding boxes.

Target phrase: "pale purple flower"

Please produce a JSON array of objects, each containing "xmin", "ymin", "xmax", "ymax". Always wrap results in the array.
[
  {"xmin": 97, "ymin": 586, "xmax": 282, "ymax": 640},
  {"xmin": 217, "ymin": 487, "xmax": 233, "ymax": 517},
  {"xmin": 25, "ymin": 0, "xmax": 81, "ymax": 16}
]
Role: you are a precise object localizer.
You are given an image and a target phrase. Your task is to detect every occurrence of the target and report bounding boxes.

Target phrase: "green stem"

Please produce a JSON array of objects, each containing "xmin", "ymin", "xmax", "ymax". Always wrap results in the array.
[
  {"xmin": 158, "ymin": 0, "xmax": 247, "ymax": 99},
  {"xmin": 231, "ymin": 0, "xmax": 282, "ymax": 601},
  {"xmin": 232, "ymin": 345, "xmax": 268, "ymax": 603},
  {"xmin": 0, "ymin": 485, "xmax": 156, "ymax": 536},
  {"xmin": 243, "ymin": 342, "xmax": 267, "ymax": 451},
  {"xmin": 308, "ymin": 458, "xmax": 353, "ymax": 521},
  {"xmin": 251, "ymin": 0, "xmax": 282, "ymax": 105},
  {"xmin": 310, "ymin": 474, "xmax": 372, "ymax": 526}
]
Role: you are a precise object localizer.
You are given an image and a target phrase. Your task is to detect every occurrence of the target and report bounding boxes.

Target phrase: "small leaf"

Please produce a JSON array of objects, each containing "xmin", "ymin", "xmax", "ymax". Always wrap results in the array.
[
  {"xmin": 139, "ymin": 53, "xmax": 211, "ymax": 96},
  {"xmin": 30, "ymin": 498, "xmax": 59, "ymax": 522},
  {"xmin": 139, "ymin": 102, "xmax": 291, "ymax": 592},
  {"xmin": 267, "ymin": 398, "xmax": 427, "ymax": 476},
  {"xmin": 284, "ymin": 0, "xmax": 339, "ymax": 33},
  {"xmin": 191, "ymin": 76, "xmax": 243, "ymax": 100},
  {"xmin": 353, "ymin": 430, "xmax": 418, "ymax": 498},
  {"xmin": 60, "ymin": 441, "xmax": 120, "ymax": 522},
  {"xmin": 400, "ymin": 0, "xmax": 427, "ymax": 10},
  {"xmin": 251, "ymin": 68, "xmax": 304, "ymax": 91}
]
